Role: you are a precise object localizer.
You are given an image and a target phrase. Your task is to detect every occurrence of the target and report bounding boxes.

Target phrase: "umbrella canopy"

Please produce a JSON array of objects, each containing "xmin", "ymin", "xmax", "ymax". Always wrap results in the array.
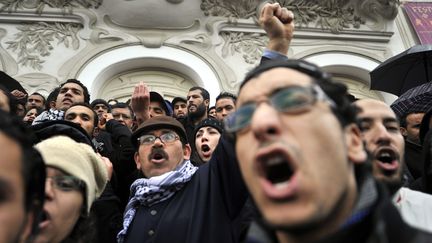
[
  {"xmin": 0, "ymin": 71, "xmax": 27, "ymax": 94},
  {"xmin": 370, "ymin": 45, "xmax": 432, "ymax": 96},
  {"xmin": 390, "ymin": 82, "xmax": 432, "ymax": 118}
]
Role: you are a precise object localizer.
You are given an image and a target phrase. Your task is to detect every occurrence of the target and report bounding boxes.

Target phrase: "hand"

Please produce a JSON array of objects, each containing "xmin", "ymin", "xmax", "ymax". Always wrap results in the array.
[
  {"xmin": 98, "ymin": 113, "xmax": 114, "ymax": 130},
  {"xmin": 260, "ymin": 2, "xmax": 294, "ymax": 55},
  {"xmin": 99, "ymin": 154, "xmax": 113, "ymax": 180},
  {"xmin": 131, "ymin": 82, "xmax": 150, "ymax": 113},
  {"xmin": 10, "ymin": 89, "xmax": 27, "ymax": 100},
  {"xmin": 131, "ymin": 82, "xmax": 150, "ymax": 125}
]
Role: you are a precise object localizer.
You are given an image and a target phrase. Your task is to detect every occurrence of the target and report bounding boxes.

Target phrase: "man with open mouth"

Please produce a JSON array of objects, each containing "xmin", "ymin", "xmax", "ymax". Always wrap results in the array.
[
  {"xmin": 355, "ymin": 99, "xmax": 432, "ymax": 233},
  {"xmin": 117, "ymin": 116, "xmax": 246, "ymax": 243},
  {"xmin": 231, "ymin": 59, "xmax": 432, "ymax": 242}
]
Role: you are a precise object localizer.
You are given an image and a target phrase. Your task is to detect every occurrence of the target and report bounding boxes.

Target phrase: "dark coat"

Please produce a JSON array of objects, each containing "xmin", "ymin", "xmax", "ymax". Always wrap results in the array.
[
  {"xmin": 124, "ymin": 135, "xmax": 248, "ymax": 243},
  {"xmin": 410, "ymin": 129, "xmax": 432, "ymax": 195}
]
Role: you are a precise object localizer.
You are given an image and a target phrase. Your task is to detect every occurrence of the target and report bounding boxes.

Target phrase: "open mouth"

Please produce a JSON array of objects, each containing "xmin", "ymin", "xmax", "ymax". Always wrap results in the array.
[
  {"xmin": 260, "ymin": 154, "xmax": 294, "ymax": 185},
  {"xmin": 39, "ymin": 210, "xmax": 50, "ymax": 229},
  {"xmin": 153, "ymin": 153, "xmax": 164, "ymax": 160},
  {"xmin": 374, "ymin": 148, "xmax": 399, "ymax": 172},
  {"xmin": 149, "ymin": 149, "xmax": 168, "ymax": 163},
  {"xmin": 257, "ymin": 150, "xmax": 299, "ymax": 200},
  {"xmin": 201, "ymin": 144, "xmax": 211, "ymax": 153}
]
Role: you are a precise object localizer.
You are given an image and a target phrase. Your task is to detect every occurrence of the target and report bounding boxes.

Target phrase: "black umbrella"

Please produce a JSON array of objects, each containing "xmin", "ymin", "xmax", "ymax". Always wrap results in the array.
[
  {"xmin": 370, "ymin": 45, "xmax": 432, "ymax": 96},
  {"xmin": 0, "ymin": 71, "xmax": 27, "ymax": 94},
  {"xmin": 390, "ymin": 82, "xmax": 432, "ymax": 118}
]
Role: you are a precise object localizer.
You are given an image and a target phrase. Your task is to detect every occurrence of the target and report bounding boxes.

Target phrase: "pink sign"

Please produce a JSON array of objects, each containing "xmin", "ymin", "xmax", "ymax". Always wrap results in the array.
[{"xmin": 404, "ymin": 2, "xmax": 432, "ymax": 44}]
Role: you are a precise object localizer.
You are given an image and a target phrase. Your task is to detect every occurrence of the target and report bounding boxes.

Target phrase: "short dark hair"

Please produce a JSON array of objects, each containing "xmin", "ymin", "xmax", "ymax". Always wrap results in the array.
[
  {"xmin": 398, "ymin": 111, "xmax": 425, "ymax": 128},
  {"xmin": 189, "ymin": 86, "xmax": 210, "ymax": 101},
  {"xmin": 59, "ymin": 79, "xmax": 90, "ymax": 104},
  {"xmin": 66, "ymin": 102, "xmax": 98, "ymax": 128},
  {"xmin": 29, "ymin": 92, "xmax": 46, "ymax": 104},
  {"xmin": 0, "ymin": 110, "xmax": 46, "ymax": 236},
  {"xmin": 45, "ymin": 87, "xmax": 60, "ymax": 111},
  {"xmin": 241, "ymin": 60, "xmax": 357, "ymax": 127},
  {"xmin": 112, "ymin": 102, "xmax": 134, "ymax": 117},
  {"xmin": 90, "ymin": 99, "xmax": 111, "ymax": 112},
  {"xmin": 216, "ymin": 92, "xmax": 237, "ymax": 103}
]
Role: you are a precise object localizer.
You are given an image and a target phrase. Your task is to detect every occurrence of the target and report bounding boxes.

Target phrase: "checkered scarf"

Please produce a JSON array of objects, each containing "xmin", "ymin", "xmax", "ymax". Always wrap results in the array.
[
  {"xmin": 117, "ymin": 160, "xmax": 198, "ymax": 243},
  {"xmin": 32, "ymin": 108, "xmax": 64, "ymax": 125}
]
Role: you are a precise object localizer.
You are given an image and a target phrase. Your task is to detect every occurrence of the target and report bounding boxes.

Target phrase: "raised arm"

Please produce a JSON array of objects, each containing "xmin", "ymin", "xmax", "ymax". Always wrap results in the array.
[
  {"xmin": 260, "ymin": 2, "xmax": 294, "ymax": 57},
  {"xmin": 131, "ymin": 82, "xmax": 150, "ymax": 126}
]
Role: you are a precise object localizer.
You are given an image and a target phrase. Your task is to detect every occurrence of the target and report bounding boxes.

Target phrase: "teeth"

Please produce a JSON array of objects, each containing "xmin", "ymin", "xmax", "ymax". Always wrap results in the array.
[
  {"xmin": 274, "ymin": 181, "xmax": 289, "ymax": 189},
  {"xmin": 380, "ymin": 152, "xmax": 390, "ymax": 157},
  {"xmin": 266, "ymin": 157, "xmax": 284, "ymax": 166}
]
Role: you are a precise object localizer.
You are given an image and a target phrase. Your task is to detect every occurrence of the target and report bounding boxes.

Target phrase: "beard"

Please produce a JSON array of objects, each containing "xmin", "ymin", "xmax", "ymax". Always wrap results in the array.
[{"xmin": 188, "ymin": 103, "xmax": 207, "ymax": 121}]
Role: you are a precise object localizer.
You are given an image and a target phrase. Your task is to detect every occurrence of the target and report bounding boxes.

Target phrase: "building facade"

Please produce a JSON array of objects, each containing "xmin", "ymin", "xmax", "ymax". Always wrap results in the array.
[{"xmin": 0, "ymin": 0, "xmax": 424, "ymax": 105}]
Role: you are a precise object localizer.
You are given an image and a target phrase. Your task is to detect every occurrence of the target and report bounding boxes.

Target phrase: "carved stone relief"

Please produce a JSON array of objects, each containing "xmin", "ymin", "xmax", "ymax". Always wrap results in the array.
[
  {"xmin": 220, "ymin": 31, "xmax": 267, "ymax": 65},
  {"xmin": 201, "ymin": 0, "xmax": 400, "ymax": 33},
  {"xmin": 0, "ymin": 28, "xmax": 18, "ymax": 74},
  {"xmin": 336, "ymin": 76, "xmax": 383, "ymax": 100},
  {"xmin": 17, "ymin": 72, "xmax": 59, "ymax": 97},
  {"xmin": 0, "ymin": 0, "xmax": 102, "ymax": 14},
  {"xmin": 5, "ymin": 22, "xmax": 82, "ymax": 70}
]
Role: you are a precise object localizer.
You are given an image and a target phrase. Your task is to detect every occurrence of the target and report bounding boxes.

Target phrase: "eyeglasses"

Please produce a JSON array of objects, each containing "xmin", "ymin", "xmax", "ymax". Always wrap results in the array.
[
  {"xmin": 138, "ymin": 132, "xmax": 179, "ymax": 146},
  {"xmin": 224, "ymin": 84, "xmax": 336, "ymax": 133},
  {"xmin": 46, "ymin": 176, "xmax": 85, "ymax": 192}
]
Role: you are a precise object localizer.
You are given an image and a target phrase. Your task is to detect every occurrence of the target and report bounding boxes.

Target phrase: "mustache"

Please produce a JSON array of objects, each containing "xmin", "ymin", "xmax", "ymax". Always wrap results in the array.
[{"xmin": 148, "ymin": 147, "xmax": 169, "ymax": 160}]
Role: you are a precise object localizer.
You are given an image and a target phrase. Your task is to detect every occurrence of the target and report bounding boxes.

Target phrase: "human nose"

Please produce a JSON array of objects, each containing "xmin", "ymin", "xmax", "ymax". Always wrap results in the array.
[
  {"xmin": 152, "ymin": 136, "xmax": 164, "ymax": 146},
  {"xmin": 71, "ymin": 117, "xmax": 82, "ymax": 126},
  {"xmin": 45, "ymin": 179, "xmax": 55, "ymax": 200},
  {"xmin": 250, "ymin": 103, "xmax": 282, "ymax": 141},
  {"xmin": 373, "ymin": 123, "xmax": 392, "ymax": 145},
  {"xmin": 201, "ymin": 133, "xmax": 209, "ymax": 142}
]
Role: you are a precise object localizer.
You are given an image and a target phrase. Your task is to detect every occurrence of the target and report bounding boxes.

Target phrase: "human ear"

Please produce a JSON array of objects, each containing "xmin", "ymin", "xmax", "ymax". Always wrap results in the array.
[{"xmin": 345, "ymin": 124, "xmax": 367, "ymax": 164}]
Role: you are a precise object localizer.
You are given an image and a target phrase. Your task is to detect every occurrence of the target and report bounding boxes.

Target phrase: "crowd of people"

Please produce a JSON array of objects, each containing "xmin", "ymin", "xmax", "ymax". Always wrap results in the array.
[{"xmin": 0, "ymin": 2, "xmax": 432, "ymax": 243}]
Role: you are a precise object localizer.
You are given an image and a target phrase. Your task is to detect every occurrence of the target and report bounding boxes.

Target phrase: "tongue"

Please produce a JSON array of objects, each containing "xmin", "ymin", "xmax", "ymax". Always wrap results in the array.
[{"xmin": 377, "ymin": 159, "xmax": 398, "ymax": 171}]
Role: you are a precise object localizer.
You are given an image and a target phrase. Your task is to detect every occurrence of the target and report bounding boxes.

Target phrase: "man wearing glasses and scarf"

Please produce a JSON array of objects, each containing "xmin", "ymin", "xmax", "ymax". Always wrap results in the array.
[{"xmin": 117, "ymin": 116, "xmax": 246, "ymax": 243}]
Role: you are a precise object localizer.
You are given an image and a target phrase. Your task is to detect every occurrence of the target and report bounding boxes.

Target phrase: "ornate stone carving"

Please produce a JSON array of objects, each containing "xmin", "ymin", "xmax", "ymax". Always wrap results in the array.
[
  {"xmin": 201, "ymin": 0, "xmax": 400, "ymax": 33},
  {"xmin": 0, "ymin": 0, "xmax": 102, "ymax": 14},
  {"xmin": 6, "ymin": 22, "xmax": 81, "ymax": 70},
  {"xmin": 201, "ymin": 0, "xmax": 258, "ymax": 18},
  {"xmin": 0, "ymin": 28, "xmax": 18, "ymax": 74},
  {"xmin": 220, "ymin": 31, "xmax": 267, "ymax": 64}
]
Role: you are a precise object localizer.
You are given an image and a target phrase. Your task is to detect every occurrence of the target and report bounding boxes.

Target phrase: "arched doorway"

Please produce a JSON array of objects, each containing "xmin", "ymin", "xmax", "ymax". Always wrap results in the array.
[{"xmin": 77, "ymin": 45, "xmax": 221, "ymax": 104}]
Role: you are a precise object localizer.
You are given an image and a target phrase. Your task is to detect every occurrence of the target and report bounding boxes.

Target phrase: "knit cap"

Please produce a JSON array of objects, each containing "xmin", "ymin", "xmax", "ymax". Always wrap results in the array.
[
  {"xmin": 35, "ymin": 136, "xmax": 108, "ymax": 212},
  {"xmin": 194, "ymin": 118, "xmax": 224, "ymax": 136}
]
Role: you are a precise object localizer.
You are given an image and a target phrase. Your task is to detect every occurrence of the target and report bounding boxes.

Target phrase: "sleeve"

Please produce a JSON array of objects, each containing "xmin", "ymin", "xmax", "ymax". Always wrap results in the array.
[
  {"xmin": 262, "ymin": 49, "xmax": 289, "ymax": 60},
  {"xmin": 209, "ymin": 134, "xmax": 248, "ymax": 219}
]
